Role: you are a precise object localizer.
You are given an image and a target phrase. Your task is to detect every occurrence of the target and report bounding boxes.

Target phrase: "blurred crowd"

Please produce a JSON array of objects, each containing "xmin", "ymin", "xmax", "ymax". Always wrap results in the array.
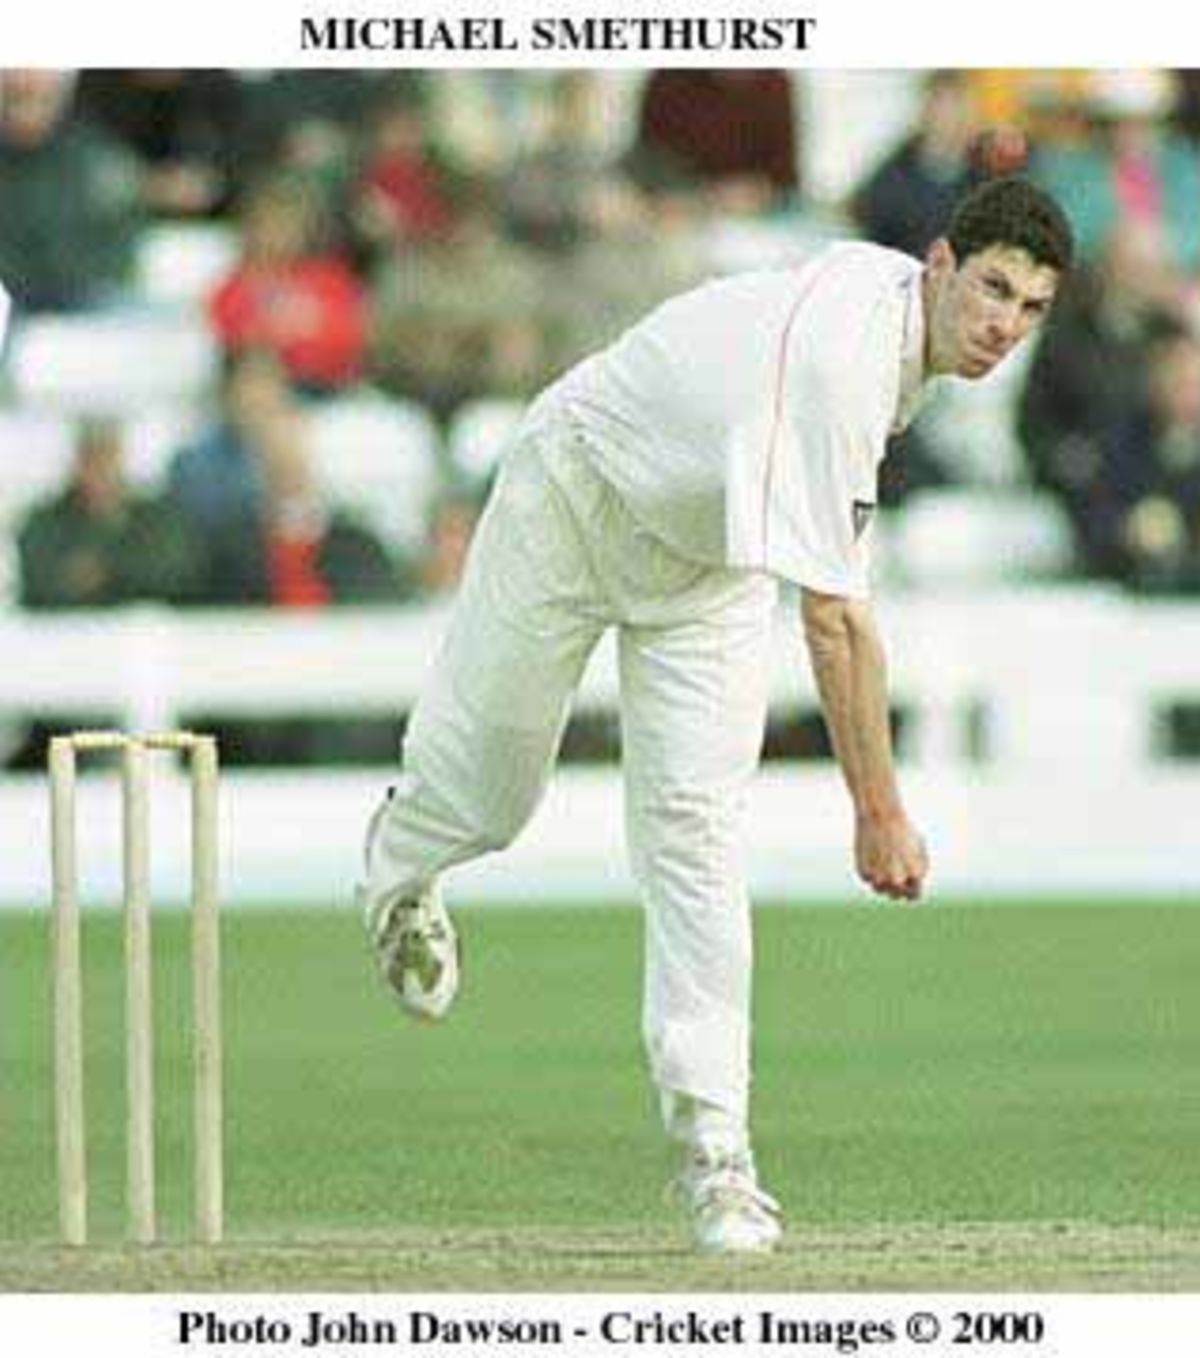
[{"xmin": 5, "ymin": 64, "xmax": 1200, "ymax": 618}]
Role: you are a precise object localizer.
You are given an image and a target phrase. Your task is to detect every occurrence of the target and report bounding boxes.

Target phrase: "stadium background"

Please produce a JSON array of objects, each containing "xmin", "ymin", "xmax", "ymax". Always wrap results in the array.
[{"xmin": 2, "ymin": 68, "xmax": 1199, "ymax": 1287}]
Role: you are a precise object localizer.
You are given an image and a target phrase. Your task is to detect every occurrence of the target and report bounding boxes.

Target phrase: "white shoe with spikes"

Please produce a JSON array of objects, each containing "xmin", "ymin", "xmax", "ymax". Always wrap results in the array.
[{"xmin": 672, "ymin": 1147, "xmax": 782, "ymax": 1254}]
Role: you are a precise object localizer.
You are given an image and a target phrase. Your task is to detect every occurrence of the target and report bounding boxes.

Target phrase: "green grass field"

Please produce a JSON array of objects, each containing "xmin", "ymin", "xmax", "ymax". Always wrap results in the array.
[{"xmin": 3, "ymin": 901, "xmax": 1200, "ymax": 1290}]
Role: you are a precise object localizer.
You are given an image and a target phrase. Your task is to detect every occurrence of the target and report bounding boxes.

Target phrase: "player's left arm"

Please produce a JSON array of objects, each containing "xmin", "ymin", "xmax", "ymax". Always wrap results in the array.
[
  {"xmin": 800, "ymin": 587, "xmax": 929, "ymax": 902},
  {"xmin": 789, "ymin": 261, "xmax": 930, "ymax": 900},
  {"xmin": 770, "ymin": 254, "xmax": 929, "ymax": 898}
]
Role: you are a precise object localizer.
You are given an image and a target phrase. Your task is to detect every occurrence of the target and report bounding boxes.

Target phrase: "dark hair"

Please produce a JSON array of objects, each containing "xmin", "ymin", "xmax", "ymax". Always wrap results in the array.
[{"xmin": 947, "ymin": 177, "xmax": 1074, "ymax": 274}]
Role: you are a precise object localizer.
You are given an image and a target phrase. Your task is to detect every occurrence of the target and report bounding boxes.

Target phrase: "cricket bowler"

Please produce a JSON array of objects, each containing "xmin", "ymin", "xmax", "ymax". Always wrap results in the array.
[{"xmin": 357, "ymin": 177, "xmax": 1073, "ymax": 1252}]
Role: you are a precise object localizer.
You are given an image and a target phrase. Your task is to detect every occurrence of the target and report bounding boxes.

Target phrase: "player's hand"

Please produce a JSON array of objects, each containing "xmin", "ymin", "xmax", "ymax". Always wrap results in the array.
[{"xmin": 854, "ymin": 810, "xmax": 929, "ymax": 902}]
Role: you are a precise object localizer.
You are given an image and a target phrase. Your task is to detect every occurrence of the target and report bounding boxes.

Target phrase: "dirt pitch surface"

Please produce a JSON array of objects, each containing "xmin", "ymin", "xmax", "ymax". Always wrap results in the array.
[{"xmin": 4, "ymin": 1223, "xmax": 1200, "ymax": 1293}]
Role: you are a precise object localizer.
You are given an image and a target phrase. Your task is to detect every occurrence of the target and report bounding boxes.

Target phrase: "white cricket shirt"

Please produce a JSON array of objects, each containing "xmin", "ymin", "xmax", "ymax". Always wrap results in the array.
[
  {"xmin": 530, "ymin": 241, "xmax": 928, "ymax": 598},
  {"xmin": 0, "ymin": 280, "xmax": 10, "ymax": 354}
]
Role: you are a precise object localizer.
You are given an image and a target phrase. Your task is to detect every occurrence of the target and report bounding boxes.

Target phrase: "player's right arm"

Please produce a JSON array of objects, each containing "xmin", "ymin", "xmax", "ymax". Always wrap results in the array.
[{"xmin": 800, "ymin": 587, "xmax": 929, "ymax": 901}]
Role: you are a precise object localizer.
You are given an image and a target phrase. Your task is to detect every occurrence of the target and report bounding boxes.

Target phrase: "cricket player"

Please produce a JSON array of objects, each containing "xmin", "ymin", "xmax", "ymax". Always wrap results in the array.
[{"xmin": 358, "ymin": 178, "xmax": 1073, "ymax": 1253}]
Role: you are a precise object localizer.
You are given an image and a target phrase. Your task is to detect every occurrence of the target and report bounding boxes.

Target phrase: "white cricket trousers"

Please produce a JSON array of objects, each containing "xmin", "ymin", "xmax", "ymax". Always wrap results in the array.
[{"xmin": 367, "ymin": 418, "xmax": 778, "ymax": 1152}]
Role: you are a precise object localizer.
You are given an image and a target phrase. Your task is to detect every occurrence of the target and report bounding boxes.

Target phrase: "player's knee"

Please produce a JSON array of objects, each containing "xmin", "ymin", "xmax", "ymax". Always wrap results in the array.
[{"xmin": 626, "ymin": 787, "xmax": 737, "ymax": 873}]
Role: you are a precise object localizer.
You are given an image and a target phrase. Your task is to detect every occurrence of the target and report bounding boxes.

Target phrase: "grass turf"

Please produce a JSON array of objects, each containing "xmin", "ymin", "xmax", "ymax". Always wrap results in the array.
[{"xmin": 2, "ymin": 901, "xmax": 1199, "ymax": 1289}]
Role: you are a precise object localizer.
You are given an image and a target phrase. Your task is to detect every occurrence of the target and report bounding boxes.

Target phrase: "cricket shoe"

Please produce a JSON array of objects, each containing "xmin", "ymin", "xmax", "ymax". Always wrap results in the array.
[
  {"xmin": 357, "ymin": 793, "xmax": 460, "ymax": 1021},
  {"xmin": 672, "ymin": 1147, "xmax": 782, "ymax": 1255},
  {"xmin": 362, "ymin": 878, "xmax": 460, "ymax": 1021}
]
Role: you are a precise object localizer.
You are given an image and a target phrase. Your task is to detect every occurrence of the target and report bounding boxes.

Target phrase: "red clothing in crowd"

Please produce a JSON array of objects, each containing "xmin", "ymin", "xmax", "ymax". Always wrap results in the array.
[
  {"xmin": 636, "ymin": 71, "xmax": 800, "ymax": 195},
  {"xmin": 267, "ymin": 533, "xmax": 332, "ymax": 608},
  {"xmin": 209, "ymin": 257, "xmax": 367, "ymax": 390},
  {"xmin": 359, "ymin": 152, "xmax": 454, "ymax": 241}
]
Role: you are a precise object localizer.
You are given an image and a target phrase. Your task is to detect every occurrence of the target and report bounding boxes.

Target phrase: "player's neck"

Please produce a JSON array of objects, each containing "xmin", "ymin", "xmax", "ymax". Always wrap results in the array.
[{"xmin": 919, "ymin": 267, "xmax": 944, "ymax": 377}]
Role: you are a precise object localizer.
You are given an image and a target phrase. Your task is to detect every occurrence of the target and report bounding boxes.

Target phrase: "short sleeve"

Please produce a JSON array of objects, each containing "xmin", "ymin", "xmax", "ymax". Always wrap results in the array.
[{"xmin": 725, "ymin": 246, "xmax": 905, "ymax": 598}]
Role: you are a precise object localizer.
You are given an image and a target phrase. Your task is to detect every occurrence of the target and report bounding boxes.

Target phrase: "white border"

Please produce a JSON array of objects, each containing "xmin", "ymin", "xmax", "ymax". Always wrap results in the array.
[{"xmin": 4, "ymin": 0, "xmax": 1198, "ymax": 1349}]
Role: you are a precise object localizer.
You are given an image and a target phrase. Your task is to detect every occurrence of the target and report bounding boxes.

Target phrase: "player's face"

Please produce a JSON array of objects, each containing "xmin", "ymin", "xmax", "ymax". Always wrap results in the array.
[{"xmin": 926, "ymin": 242, "xmax": 1059, "ymax": 379}]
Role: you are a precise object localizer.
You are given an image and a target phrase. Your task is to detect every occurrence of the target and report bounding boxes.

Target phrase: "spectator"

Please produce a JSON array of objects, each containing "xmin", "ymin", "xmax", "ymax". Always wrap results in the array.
[
  {"xmin": 502, "ymin": 72, "xmax": 644, "ymax": 252},
  {"xmin": 1087, "ymin": 327, "xmax": 1200, "ymax": 590},
  {"xmin": 236, "ymin": 71, "xmax": 382, "ymax": 193},
  {"xmin": 350, "ymin": 81, "xmax": 458, "ymax": 265},
  {"xmin": 197, "ymin": 404, "xmax": 405, "ymax": 607},
  {"xmin": 1030, "ymin": 70, "xmax": 1200, "ymax": 271},
  {"xmin": 183, "ymin": 373, "xmax": 407, "ymax": 767},
  {"xmin": 368, "ymin": 184, "xmax": 550, "ymax": 422},
  {"xmin": 227, "ymin": 74, "xmax": 391, "ymax": 249},
  {"xmin": 1017, "ymin": 220, "xmax": 1186, "ymax": 513},
  {"xmin": 851, "ymin": 71, "xmax": 986, "ymax": 259},
  {"xmin": 629, "ymin": 71, "xmax": 800, "ymax": 214},
  {"xmin": 209, "ymin": 174, "xmax": 367, "ymax": 395},
  {"xmin": 168, "ymin": 348, "xmax": 290, "ymax": 534},
  {"xmin": 17, "ymin": 419, "xmax": 201, "ymax": 609},
  {"xmin": 966, "ymin": 70, "xmax": 1094, "ymax": 151},
  {"xmin": 75, "ymin": 69, "xmax": 245, "ymax": 219},
  {"xmin": 0, "ymin": 69, "xmax": 144, "ymax": 312}
]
